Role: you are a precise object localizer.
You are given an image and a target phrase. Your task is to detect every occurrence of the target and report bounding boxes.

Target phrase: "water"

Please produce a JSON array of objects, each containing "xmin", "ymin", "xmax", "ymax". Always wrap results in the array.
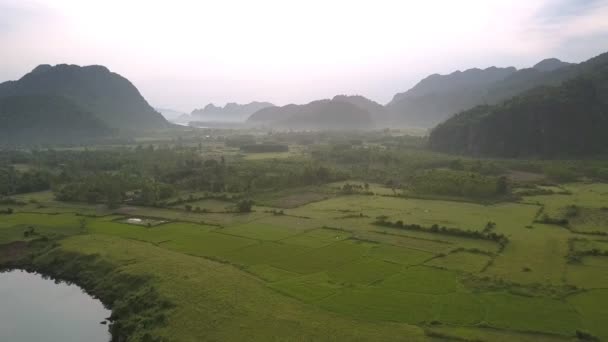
[{"xmin": 0, "ymin": 270, "xmax": 111, "ymax": 342}]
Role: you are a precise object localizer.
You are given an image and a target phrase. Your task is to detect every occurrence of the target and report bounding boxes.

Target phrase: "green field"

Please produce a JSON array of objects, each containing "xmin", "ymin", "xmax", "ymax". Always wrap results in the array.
[{"xmin": 4, "ymin": 154, "xmax": 608, "ymax": 341}]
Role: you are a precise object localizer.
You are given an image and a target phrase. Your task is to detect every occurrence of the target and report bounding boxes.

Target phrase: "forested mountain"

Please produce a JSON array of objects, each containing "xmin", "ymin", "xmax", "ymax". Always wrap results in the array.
[
  {"xmin": 0, "ymin": 64, "xmax": 168, "ymax": 129},
  {"xmin": 429, "ymin": 52, "xmax": 608, "ymax": 157},
  {"xmin": 247, "ymin": 99, "xmax": 373, "ymax": 130},
  {"xmin": 332, "ymin": 95, "xmax": 389, "ymax": 124},
  {"xmin": 0, "ymin": 95, "xmax": 112, "ymax": 144},
  {"xmin": 532, "ymin": 58, "xmax": 572, "ymax": 72},
  {"xmin": 387, "ymin": 58, "xmax": 575, "ymax": 127},
  {"xmin": 191, "ymin": 102, "xmax": 275, "ymax": 122}
]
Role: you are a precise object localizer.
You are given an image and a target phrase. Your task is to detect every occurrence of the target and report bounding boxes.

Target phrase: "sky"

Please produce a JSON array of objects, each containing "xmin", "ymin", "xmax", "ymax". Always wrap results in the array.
[{"xmin": 1, "ymin": 0, "xmax": 608, "ymax": 112}]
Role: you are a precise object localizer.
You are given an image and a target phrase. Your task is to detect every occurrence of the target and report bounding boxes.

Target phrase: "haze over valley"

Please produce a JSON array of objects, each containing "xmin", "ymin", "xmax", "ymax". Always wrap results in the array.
[{"xmin": 2, "ymin": 1, "xmax": 608, "ymax": 342}]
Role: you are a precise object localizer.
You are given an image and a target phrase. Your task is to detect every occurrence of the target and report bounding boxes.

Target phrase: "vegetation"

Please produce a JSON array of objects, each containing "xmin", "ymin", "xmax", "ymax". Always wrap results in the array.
[
  {"xmin": 429, "ymin": 52, "xmax": 608, "ymax": 157},
  {"xmin": 0, "ymin": 64, "xmax": 168, "ymax": 137},
  {"xmin": 2, "ymin": 104, "xmax": 608, "ymax": 341}
]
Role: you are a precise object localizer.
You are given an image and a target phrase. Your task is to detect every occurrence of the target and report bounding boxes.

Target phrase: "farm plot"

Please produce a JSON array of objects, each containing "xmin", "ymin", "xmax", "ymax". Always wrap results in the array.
[
  {"xmin": 281, "ymin": 228, "xmax": 351, "ymax": 248},
  {"xmin": 426, "ymin": 250, "xmax": 491, "ymax": 273},
  {"xmin": 565, "ymin": 257, "xmax": 608, "ymax": 288},
  {"xmin": 480, "ymin": 292, "xmax": 581, "ymax": 336},
  {"xmin": 269, "ymin": 239, "xmax": 374, "ymax": 274},
  {"xmin": 378, "ymin": 266, "xmax": 464, "ymax": 294}
]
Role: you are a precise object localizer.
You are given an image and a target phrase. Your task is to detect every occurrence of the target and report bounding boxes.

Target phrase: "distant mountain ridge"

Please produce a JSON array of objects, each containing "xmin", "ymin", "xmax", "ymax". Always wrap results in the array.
[
  {"xmin": 191, "ymin": 101, "xmax": 274, "ymax": 122},
  {"xmin": 428, "ymin": 51, "xmax": 608, "ymax": 157},
  {"xmin": 0, "ymin": 64, "xmax": 168, "ymax": 130},
  {"xmin": 247, "ymin": 98, "xmax": 373, "ymax": 130},
  {"xmin": 387, "ymin": 58, "xmax": 574, "ymax": 127}
]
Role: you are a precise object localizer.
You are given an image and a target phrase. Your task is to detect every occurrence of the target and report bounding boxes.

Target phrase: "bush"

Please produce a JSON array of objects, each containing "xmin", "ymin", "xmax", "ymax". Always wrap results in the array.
[{"xmin": 236, "ymin": 199, "xmax": 254, "ymax": 213}]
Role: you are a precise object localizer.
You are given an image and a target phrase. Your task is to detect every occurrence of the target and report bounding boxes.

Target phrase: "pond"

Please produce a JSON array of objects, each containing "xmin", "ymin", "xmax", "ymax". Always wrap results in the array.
[{"xmin": 0, "ymin": 270, "xmax": 111, "ymax": 342}]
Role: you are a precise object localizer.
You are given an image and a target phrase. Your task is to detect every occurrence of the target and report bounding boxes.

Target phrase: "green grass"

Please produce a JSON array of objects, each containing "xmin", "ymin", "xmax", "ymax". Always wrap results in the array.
[
  {"xmin": 246, "ymin": 264, "xmax": 299, "ymax": 282},
  {"xmin": 426, "ymin": 251, "xmax": 491, "ymax": 273},
  {"xmin": 368, "ymin": 244, "xmax": 434, "ymax": 265},
  {"xmin": 270, "ymin": 272, "xmax": 342, "ymax": 302},
  {"xmin": 6, "ymin": 180, "xmax": 608, "ymax": 340},
  {"xmin": 436, "ymin": 292, "xmax": 485, "ymax": 325},
  {"xmin": 320, "ymin": 288, "xmax": 436, "ymax": 324},
  {"xmin": 565, "ymin": 257, "xmax": 608, "ymax": 288},
  {"xmin": 270, "ymin": 239, "xmax": 374, "ymax": 274},
  {"xmin": 378, "ymin": 266, "xmax": 463, "ymax": 294},
  {"xmin": 219, "ymin": 241, "xmax": 310, "ymax": 266},
  {"xmin": 480, "ymin": 292, "xmax": 581, "ymax": 335},
  {"xmin": 568, "ymin": 289, "xmax": 608, "ymax": 341},
  {"xmin": 327, "ymin": 257, "xmax": 402, "ymax": 285},
  {"xmin": 281, "ymin": 228, "xmax": 351, "ymax": 248},
  {"xmin": 55, "ymin": 234, "xmax": 429, "ymax": 341}
]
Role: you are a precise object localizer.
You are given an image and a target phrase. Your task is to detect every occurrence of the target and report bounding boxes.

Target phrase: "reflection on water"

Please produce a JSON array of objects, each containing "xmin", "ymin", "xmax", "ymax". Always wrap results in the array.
[{"xmin": 0, "ymin": 270, "xmax": 111, "ymax": 342}]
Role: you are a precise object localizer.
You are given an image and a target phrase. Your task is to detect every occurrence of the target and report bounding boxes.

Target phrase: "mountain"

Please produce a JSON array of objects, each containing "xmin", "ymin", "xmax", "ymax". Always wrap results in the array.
[
  {"xmin": 247, "ymin": 99, "xmax": 373, "ymax": 130},
  {"xmin": 0, "ymin": 64, "xmax": 168, "ymax": 129},
  {"xmin": 387, "ymin": 66, "xmax": 517, "ymax": 127},
  {"xmin": 0, "ymin": 95, "xmax": 112, "ymax": 144},
  {"xmin": 533, "ymin": 58, "xmax": 573, "ymax": 72},
  {"xmin": 428, "ymin": 52, "xmax": 608, "ymax": 157},
  {"xmin": 332, "ymin": 95, "xmax": 389, "ymax": 124},
  {"xmin": 387, "ymin": 58, "xmax": 573, "ymax": 127},
  {"xmin": 191, "ymin": 101, "xmax": 275, "ymax": 122}
]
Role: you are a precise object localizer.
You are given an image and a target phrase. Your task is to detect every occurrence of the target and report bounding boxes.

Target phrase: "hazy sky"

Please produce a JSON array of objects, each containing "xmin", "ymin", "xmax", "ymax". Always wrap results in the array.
[{"xmin": 1, "ymin": 0, "xmax": 608, "ymax": 112}]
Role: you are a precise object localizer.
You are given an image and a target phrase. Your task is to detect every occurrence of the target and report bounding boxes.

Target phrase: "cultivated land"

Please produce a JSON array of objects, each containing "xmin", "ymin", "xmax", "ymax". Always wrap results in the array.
[{"xmin": 2, "ymin": 133, "xmax": 608, "ymax": 341}]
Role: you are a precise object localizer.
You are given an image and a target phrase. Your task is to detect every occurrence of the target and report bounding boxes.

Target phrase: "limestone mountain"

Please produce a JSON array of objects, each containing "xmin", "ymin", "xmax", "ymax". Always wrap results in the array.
[
  {"xmin": 428, "ymin": 52, "xmax": 608, "ymax": 157},
  {"xmin": 247, "ymin": 99, "xmax": 373, "ymax": 130},
  {"xmin": 332, "ymin": 95, "xmax": 389, "ymax": 124},
  {"xmin": 191, "ymin": 101, "xmax": 275, "ymax": 122},
  {"xmin": 0, "ymin": 95, "xmax": 112, "ymax": 144},
  {"xmin": 0, "ymin": 64, "xmax": 168, "ymax": 129},
  {"xmin": 387, "ymin": 58, "xmax": 573, "ymax": 127}
]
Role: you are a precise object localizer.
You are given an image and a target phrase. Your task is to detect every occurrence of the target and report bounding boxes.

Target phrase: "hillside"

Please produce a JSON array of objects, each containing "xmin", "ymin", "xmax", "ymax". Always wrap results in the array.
[
  {"xmin": 0, "ymin": 95, "xmax": 112, "ymax": 144},
  {"xmin": 0, "ymin": 64, "xmax": 168, "ymax": 129},
  {"xmin": 428, "ymin": 57, "xmax": 608, "ymax": 157},
  {"xmin": 247, "ymin": 99, "xmax": 373, "ymax": 130},
  {"xmin": 387, "ymin": 58, "xmax": 575, "ymax": 127},
  {"xmin": 332, "ymin": 95, "xmax": 389, "ymax": 124},
  {"xmin": 191, "ymin": 102, "xmax": 275, "ymax": 122}
]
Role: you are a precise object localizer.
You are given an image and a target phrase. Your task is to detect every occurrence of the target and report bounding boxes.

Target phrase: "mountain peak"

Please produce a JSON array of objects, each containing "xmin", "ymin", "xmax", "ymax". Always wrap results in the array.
[
  {"xmin": 1, "ymin": 63, "xmax": 168, "ymax": 130},
  {"xmin": 30, "ymin": 64, "xmax": 53, "ymax": 74},
  {"xmin": 533, "ymin": 58, "xmax": 572, "ymax": 72}
]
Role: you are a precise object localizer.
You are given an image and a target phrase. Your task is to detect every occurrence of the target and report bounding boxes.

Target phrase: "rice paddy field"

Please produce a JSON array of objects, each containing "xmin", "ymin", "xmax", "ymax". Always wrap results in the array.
[{"xmin": 3, "ymin": 181, "xmax": 608, "ymax": 341}]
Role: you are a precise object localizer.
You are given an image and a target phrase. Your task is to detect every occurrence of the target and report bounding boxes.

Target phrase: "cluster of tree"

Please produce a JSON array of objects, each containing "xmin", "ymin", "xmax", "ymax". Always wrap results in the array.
[
  {"xmin": 55, "ymin": 174, "xmax": 175, "ymax": 208},
  {"xmin": 339, "ymin": 183, "xmax": 372, "ymax": 195},
  {"xmin": 567, "ymin": 238, "xmax": 608, "ymax": 264},
  {"xmin": 373, "ymin": 216, "xmax": 509, "ymax": 245},
  {"xmin": 0, "ymin": 147, "xmax": 347, "ymax": 208},
  {"xmin": 239, "ymin": 144, "xmax": 288, "ymax": 153},
  {"xmin": 407, "ymin": 169, "xmax": 509, "ymax": 199},
  {"xmin": 236, "ymin": 199, "xmax": 254, "ymax": 213},
  {"xmin": 534, "ymin": 214, "xmax": 569, "ymax": 226},
  {"xmin": 0, "ymin": 207, "xmax": 14, "ymax": 215},
  {"xmin": 164, "ymin": 193, "xmax": 240, "ymax": 207},
  {"xmin": 0, "ymin": 167, "xmax": 50, "ymax": 195}
]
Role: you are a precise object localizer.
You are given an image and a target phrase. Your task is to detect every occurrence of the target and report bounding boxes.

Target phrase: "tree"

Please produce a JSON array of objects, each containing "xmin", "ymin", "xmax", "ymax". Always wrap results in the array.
[
  {"xmin": 496, "ymin": 176, "xmax": 508, "ymax": 195},
  {"xmin": 236, "ymin": 199, "xmax": 254, "ymax": 213},
  {"xmin": 79, "ymin": 218, "xmax": 88, "ymax": 233}
]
